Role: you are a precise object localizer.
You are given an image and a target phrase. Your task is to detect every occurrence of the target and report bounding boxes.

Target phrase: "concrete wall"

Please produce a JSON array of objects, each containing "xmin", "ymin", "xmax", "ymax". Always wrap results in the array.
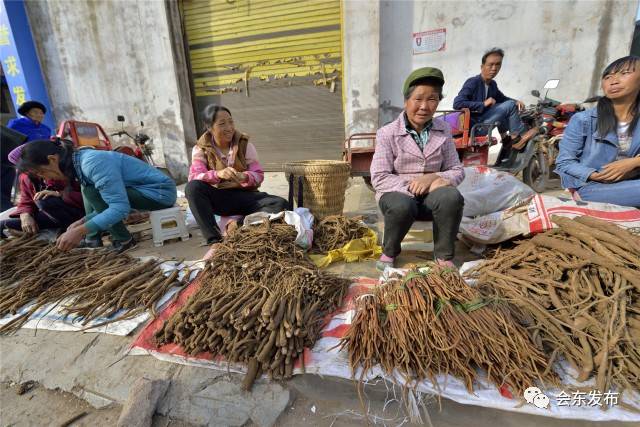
[
  {"xmin": 362, "ymin": 0, "xmax": 638, "ymax": 125},
  {"xmin": 342, "ymin": 0, "xmax": 381, "ymax": 139},
  {"xmin": 24, "ymin": 0, "xmax": 196, "ymax": 181}
]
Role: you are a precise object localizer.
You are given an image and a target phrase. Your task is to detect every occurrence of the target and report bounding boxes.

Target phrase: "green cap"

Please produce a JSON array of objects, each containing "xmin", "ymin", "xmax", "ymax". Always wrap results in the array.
[{"xmin": 402, "ymin": 67, "xmax": 445, "ymax": 97}]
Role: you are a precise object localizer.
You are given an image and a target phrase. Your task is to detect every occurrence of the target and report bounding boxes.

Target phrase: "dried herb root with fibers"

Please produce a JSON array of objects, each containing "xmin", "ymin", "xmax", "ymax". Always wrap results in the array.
[
  {"xmin": 155, "ymin": 219, "xmax": 350, "ymax": 390},
  {"xmin": 0, "ymin": 237, "xmax": 187, "ymax": 334},
  {"xmin": 466, "ymin": 215, "xmax": 640, "ymax": 401},
  {"xmin": 340, "ymin": 265, "xmax": 557, "ymax": 397},
  {"xmin": 311, "ymin": 215, "xmax": 371, "ymax": 253}
]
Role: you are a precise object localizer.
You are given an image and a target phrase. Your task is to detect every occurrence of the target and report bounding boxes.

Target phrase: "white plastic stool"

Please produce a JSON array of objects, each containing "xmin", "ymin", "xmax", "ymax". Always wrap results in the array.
[{"xmin": 150, "ymin": 206, "xmax": 190, "ymax": 247}]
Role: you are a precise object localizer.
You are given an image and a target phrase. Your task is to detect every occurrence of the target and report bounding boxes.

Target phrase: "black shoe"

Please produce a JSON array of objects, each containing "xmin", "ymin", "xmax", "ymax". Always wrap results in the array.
[
  {"xmin": 111, "ymin": 237, "xmax": 137, "ymax": 253},
  {"xmin": 79, "ymin": 237, "xmax": 104, "ymax": 248}
]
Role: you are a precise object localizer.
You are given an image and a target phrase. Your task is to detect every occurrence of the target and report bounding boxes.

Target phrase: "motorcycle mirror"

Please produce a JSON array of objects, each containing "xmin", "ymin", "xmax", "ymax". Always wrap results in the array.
[
  {"xmin": 531, "ymin": 90, "xmax": 541, "ymax": 98},
  {"xmin": 117, "ymin": 115, "xmax": 125, "ymax": 122},
  {"xmin": 543, "ymin": 79, "xmax": 560, "ymax": 90}
]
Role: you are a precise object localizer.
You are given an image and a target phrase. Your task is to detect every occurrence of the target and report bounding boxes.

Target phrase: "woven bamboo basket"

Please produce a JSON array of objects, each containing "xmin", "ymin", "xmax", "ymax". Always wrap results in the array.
[{"xmin": 282, "ymin": 160, "xmax": 351, "ymax": 218}]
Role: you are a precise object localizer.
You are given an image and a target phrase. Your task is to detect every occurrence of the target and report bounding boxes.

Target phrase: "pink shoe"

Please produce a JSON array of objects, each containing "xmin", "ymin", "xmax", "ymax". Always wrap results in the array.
[
  {"xmin": 376, "ymin": 254, "xmax": 395, "ymax": 271},
  {"xmin": 203, "ymin": 242, "xmax": 222, "ymax": 260},
  {"xmin": 436, "ymin": 259, "xmax": 455, "ymax": 268}
]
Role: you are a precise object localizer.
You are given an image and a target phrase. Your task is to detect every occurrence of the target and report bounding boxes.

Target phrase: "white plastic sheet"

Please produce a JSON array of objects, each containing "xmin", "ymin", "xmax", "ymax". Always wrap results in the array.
[{"xmin": 0, "ymin": 259, "xmax": 200, "ymax": 336}]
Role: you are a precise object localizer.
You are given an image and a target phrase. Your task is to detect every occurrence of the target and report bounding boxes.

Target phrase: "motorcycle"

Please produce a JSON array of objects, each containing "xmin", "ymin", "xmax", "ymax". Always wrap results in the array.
[
  {"xmin": 110, "ymin": 116, "xmax": 173, "ymax": 178},
  {"xmin": 111, "ymin": 115, "xmax": 156, "ymax": 165},
  {"xmin": 494, "ymin": 79, "xmax": 586, "ymax": 192}
]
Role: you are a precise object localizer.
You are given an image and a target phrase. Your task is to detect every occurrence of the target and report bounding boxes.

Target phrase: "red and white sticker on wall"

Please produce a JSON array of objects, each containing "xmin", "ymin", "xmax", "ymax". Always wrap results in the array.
[{"xmin": 412, "ymin": 28, "xmax": 446, "ymax": 55}]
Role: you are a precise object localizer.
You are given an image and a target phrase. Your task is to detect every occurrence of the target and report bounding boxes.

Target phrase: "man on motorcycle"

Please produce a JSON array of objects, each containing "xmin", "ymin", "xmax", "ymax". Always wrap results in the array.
[{"xmin": 453, "ymin": 48, "xmax": 536, "ymax": 164}]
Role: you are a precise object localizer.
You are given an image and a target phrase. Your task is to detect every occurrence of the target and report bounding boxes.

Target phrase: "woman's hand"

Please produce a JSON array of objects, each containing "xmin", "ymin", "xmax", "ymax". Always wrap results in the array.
[
  {"xmin": 235, "ymin": 171, "xmax": 247, "ymax": 183},
  {"xmin": 33, "ymin": 190, "xmax": 61, "ymax": 200},
  {"xmin": 68, "ymin": 217, "xmax": 85, "ymax": 230},
  {"xmin": 217, "ymin": 167, "xmax": 242, "ymax": 182},
  {"xmin": 428, "ymin": 177, "xmax": 451, "ymax": 192},
  {"xmin": 20, "ymin": 213, "xmax": 38, "ymax": 234},
  {"xmin": 56, "ymin": 223, "xmax": 87, "ymax": 251},
  {"xmin": 590, "ymin": 158, "xmax": 640, "ymax": 182},
  {"xmin": 408, "ymin": 174, "xmax": 438, "ymax": 196}
]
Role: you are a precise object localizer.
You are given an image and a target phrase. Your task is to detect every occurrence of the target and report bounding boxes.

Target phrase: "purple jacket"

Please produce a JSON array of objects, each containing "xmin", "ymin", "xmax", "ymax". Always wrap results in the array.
[{"xmin": 370, "ymin": 112, "xmax": 465, "ymax": 201}]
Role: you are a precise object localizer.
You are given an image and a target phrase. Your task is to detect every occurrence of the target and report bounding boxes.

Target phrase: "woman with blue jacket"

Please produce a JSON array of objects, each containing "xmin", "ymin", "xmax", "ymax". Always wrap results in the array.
[
  {"xmin": 555, "ymin": 56, "xmax": 640, "ymax": 207},
  {"xmin": 17, "ymin": 139, "xmax": 177, "ymax": 251}
]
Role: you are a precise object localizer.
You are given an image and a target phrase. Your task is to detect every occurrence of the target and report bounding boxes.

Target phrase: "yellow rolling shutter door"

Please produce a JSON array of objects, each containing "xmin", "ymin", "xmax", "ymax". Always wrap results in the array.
[{"xmin": 182, "ymin": 0, "xmax": 344, "ymax": 169}]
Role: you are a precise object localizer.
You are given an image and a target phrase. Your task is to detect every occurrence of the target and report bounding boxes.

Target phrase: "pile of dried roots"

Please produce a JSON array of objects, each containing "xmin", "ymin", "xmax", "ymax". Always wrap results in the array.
[
  {"xmin": 155, "ymin": 219, "xmax": 351, "ymax": 390},
  {"xmin": 0, "ymin": 234, "xmax": 185, "ymax": 333},
  {"xmin": 311, "ymin": 215, "xmax": 370, "ymax": 253},
  {"xmin": 467, "ymin": 215, "xmax": 640, "ymax": 402},
  {"xmin": 340, "ymin": 264, "xmax": 557, "ymax": 395}
]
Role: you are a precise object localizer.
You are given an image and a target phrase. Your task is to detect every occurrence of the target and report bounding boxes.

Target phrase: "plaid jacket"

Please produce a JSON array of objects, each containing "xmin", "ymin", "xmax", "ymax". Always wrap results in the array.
[{"xmin": 370, "ymin": 112, "xmax": 464, "ymax": 201}]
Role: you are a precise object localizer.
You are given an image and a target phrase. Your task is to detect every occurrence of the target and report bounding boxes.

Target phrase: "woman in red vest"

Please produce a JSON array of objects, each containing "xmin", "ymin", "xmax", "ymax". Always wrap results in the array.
[{"xmin": 185, "ymin": 105, "xmax": 287, "ymax": 245}]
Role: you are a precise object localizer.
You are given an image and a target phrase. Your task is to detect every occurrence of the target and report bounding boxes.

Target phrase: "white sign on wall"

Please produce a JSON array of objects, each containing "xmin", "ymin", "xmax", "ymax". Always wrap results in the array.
[{"xmin": 412, "ymin": 28, "xmax": 446, "ymax": 55}]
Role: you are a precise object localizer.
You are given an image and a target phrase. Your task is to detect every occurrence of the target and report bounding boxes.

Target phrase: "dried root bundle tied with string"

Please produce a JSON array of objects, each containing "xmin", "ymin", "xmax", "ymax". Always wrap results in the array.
[
  {"xmin": 466, "ymin": 215, "xmax": 640, "ymax": 406},
  {"xmin": 155, "ymin": 219, "xmax": 350, "ymax": 391},
  {"xmin": 311, "ymin": 215, "xmax": 371, "ymax": 253},
  {"xmin": 0, "ymin": 234, "xmax": 187, "ymax": 334},
  {"xmin": 340, "ymin": 264, "xmax": 557, "ymax": 396}
]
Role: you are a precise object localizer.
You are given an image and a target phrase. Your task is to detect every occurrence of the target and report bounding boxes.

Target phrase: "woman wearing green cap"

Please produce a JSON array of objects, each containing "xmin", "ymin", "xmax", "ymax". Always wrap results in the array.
[{"xmin": 370, "ymin": 67, "xmax": 465, "ymax": 270}]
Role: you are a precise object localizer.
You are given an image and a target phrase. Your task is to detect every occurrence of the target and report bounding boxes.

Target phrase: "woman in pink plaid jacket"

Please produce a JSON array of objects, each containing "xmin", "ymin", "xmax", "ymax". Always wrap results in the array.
[{"xmin": 370, "ymin": 67, "xmax": 465, "ymax": 270}]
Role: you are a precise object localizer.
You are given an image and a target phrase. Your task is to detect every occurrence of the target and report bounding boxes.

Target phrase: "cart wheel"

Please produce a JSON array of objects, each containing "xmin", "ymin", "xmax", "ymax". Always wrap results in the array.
[
  {"xmin": 363, "ymin": 176, "xmax": 375, "ymax": 192},
  {"xmin": 523, "ymin": 151, "xmax": 549, "ymax": 193}
]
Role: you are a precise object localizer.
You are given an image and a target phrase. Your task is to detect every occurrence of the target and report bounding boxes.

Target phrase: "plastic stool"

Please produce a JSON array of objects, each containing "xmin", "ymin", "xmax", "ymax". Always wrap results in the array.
[{"xmin": 150, "ymin": 206, "xmax": 189, "ymax": 247}]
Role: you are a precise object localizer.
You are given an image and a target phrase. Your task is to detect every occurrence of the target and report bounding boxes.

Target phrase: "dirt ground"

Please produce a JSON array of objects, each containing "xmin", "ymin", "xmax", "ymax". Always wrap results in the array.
[
  {"xmin": 3, "ymin": 380, "xmax": 634, "ymax": 427},
  {"xmin": 0, "ymin": 382, "xmax": 202, "ymax": 427},
  {"xmin": 1, "ymin": 382, "xmax": 121, "ymax": 427}
]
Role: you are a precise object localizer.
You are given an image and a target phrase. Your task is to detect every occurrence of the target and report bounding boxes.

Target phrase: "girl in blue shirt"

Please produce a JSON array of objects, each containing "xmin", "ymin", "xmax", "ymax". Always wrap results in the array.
[{"xmin": 555, "ymin": 56, "xmax": 640, "ymax": 207}]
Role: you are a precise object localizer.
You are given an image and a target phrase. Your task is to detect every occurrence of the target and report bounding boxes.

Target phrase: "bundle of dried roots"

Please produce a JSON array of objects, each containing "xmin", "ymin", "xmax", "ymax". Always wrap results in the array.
[
  {"xmin": 155, "ymin": 219, "xmax": 350, "ymax": 390},
  {"xmin": 340, "ymin": 264, "xmax": 557, "ymax": 396},
  {"xmin": 0, "ymin": 234, "xmax": 186, "ymax": 333},
  {"xmin": 311, "ymin": 215, "xmax": 370, "ymax": 253},
  {"xmin": 467, "ymin": 215, "xmax": 640, "ymax": 404}
]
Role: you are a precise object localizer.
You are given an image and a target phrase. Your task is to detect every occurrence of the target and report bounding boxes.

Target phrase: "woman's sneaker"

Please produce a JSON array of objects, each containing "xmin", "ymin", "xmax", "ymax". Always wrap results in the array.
[
  {"xmin": 435, "ymin": 259, "xmax": 455, "ymax": 268},
  {"xmin": 79, "ymin": 236, "xmax": 103, "ymax": 248},
  {"xmin": 112, "ymin": 237, "xmax": 137, "ymax": 253},
  {"xmin": 375, "ymin": 254, "xmax": 395, "ymax": 272}
]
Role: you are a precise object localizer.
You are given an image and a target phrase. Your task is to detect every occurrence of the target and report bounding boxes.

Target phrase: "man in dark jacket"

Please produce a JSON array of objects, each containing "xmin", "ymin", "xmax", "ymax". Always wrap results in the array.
[{"xmin": 453, "ymin": 48, "xmax": 534, "ymax": 163}]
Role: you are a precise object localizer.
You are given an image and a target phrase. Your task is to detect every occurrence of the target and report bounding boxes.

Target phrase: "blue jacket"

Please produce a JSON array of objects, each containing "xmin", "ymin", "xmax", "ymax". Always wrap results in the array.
[
  {"xmin": 7, "ymin": 117, "xmax": 52, "ymax": 142},
  {"xmin": 555, "ymin": 108, "xmax": 640, "ymax": 189},
  {"xmin": 72, "ymin": 149, "xmax": 177, "ymax": 233},
  {"xmin": 452, "ymin": 75, "xmax": 511, "ymax": 115}
]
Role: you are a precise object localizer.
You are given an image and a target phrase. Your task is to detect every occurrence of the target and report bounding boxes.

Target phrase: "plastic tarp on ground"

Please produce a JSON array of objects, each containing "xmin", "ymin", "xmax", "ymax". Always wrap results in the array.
[
  {"xmin": 130, "ymin": 273, "xmax": 640, "ymax": 422},
  {"xmin": 0, "ymin": 259, "xmax": 199, "ymax": 336}
]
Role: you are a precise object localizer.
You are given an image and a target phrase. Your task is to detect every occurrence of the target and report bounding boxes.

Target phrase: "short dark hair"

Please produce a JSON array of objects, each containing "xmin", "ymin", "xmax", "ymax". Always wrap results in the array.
[
  {"xmin": 17, "ymin": 138, "xmax": 76, "ymax": 180},
  {"xmin": 482, "ymin": 48, "xmax": 504, "ymax": 64},
  {"xmin": 404, "ymin": 77, "xmax": 444, "ymax": 101},
  {"xmin": 202, "ymin": 105, "xmax": 232, "ymax": 129}
]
